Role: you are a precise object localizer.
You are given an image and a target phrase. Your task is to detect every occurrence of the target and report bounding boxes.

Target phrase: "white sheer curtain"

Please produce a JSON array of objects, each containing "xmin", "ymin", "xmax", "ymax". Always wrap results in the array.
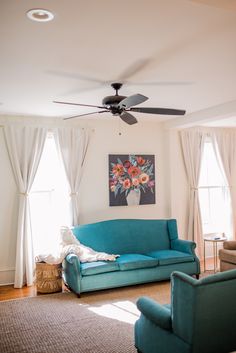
[
  {"xmin": 3, "ymin": 125, "xmax": 47, "ymax": 288},
  {"xmin": 55, "ymin": 127, "xmax": 90, "ymax": 226},
  {"xmin": 180, "ymin": 129, "xmax": 206, "ymax": 258},
  {"xmin": 211, "ymin": 129, "xmax": 236, "ymax": 240}
]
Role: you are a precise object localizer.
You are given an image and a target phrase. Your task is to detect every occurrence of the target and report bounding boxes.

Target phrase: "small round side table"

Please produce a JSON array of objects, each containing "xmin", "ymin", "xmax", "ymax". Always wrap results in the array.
[{"xmin": 203, "ymin": 233, "xmax": 227, "ymax": 273}]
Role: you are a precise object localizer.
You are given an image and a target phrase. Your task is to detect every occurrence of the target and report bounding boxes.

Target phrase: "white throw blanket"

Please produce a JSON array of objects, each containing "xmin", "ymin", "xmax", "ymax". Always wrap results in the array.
[{"xmin": 36, "ymin": 226, "xmax": 119, "ymax": 264}]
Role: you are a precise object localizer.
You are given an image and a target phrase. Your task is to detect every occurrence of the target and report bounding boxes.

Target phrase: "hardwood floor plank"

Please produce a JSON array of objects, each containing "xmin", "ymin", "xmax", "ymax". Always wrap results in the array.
[{"xmin": 0, "ymin": 284, "xmax": 37, "ymax": 301}]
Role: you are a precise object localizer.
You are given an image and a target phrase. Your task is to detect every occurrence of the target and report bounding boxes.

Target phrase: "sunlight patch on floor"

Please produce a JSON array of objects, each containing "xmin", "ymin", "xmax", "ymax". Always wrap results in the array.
[{"xmin": 88, "ymin": 300, "xmax": 140, "ymax": 324}]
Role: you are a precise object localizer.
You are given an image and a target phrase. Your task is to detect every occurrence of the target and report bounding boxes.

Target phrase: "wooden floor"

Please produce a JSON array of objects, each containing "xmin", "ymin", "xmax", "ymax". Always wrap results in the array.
[
  {"xmin": 0, "ymin": 284, "xmax": 37, "ymax": 301},
  {"xmin": 0, "ymin": 258, "xmax": 215, "ymax": 302}
]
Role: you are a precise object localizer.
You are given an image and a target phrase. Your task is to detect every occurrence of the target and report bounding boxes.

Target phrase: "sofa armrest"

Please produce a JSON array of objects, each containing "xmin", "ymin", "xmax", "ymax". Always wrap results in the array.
[
  {"xmin": 62, "ymin": 253, "xmax": 82, "ymax": 296},
  {"xmin": 171, "ymin": 238, "xmax": 196, "ymax": 255},
  {"xmin": 136, "ymin": 296, "xmax": 172, "ymax": 330},
  {"xmin": 65, "ymin": 253, "xmax": 81, "ymax": 266},
  {"xmin": 64, "ymin": 254, "xmax": 81, "ymax": 277},
  {"xmin": 223, "ymin": 241, "xmax": 236, "ymax": 250}
]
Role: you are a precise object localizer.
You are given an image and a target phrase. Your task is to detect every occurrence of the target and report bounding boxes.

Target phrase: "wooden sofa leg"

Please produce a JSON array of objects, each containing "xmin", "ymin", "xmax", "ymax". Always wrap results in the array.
[{"xmin": 63, "ymin": 281, "xmax": 81, "ymax": 298}]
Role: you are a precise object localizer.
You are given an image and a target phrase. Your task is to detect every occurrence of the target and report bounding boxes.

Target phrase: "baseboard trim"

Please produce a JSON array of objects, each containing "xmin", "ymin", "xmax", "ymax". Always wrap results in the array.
[{"xmin": 0, "ymin": 268, "xmax": 15, "ymax": 285}]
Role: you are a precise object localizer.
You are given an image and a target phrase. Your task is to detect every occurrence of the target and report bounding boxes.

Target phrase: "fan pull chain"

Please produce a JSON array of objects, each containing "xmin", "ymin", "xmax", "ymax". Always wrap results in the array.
[{"xmin": 118, "ymin": 116, "xmax": 122, "ymax": 136}]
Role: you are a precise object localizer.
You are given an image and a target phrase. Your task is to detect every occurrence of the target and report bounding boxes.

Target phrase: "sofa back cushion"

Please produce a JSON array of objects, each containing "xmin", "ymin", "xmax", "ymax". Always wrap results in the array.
[{"xmin": 72, "ymin": 219, "xmax": 178, "ymax": 254}]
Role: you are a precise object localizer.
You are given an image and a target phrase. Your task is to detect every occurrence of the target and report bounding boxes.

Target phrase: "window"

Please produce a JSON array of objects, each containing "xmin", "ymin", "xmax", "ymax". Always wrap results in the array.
[
  {"xmin": 30, "ymin": 133, "xmax": 71, "ymax": 256},
  {"xmin": 198, "ymin": 140, "xmax": 232, "ymax": 237}
]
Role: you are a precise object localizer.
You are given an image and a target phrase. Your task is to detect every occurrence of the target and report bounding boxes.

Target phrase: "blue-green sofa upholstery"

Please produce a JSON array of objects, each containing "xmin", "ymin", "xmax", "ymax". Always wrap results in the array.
[
  {"xmin": 135, "ymin": 270, "xmax": 236, "ymax": 353},
  {"xmin": 63, "ymin": 219, "xmax": 200, "ymax": 296}
]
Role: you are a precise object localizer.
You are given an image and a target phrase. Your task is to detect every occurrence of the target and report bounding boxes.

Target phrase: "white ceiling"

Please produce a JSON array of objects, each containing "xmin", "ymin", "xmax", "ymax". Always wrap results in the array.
[{"xmin": 1, "ymin": 0, "xmax": 236, "ymax": 127}]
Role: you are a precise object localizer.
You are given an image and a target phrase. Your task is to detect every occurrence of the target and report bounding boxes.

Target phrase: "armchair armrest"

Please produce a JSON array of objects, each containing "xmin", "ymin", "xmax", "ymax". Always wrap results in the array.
[
  {"xmin": 171, "ymin": 238, "xmax": 196, "ymax": 255},
  {"xmin": 223, "ymin": 241, "xmax": 236, "ymax": 250},
  {"xmin": 136, "ymin": 296, "xmax": 172, "ymax": 330}
]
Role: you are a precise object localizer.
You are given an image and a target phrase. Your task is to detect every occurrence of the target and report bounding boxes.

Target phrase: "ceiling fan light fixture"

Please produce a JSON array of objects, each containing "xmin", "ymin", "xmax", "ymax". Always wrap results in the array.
[
  {"xmin": 26, "ymin": 9, "xmax": 54, "ymax": 22},
  {"xmin": 54, "ymin": 82, "xmax": 186, "ymax": 124}
]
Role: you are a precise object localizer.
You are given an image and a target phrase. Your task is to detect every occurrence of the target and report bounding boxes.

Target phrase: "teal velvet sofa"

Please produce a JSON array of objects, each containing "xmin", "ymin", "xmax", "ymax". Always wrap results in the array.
[
  {"xmin": 63, "ymin": 219, "xmax": 200, "ymax": 296},
  {"xmin": 135, "ymin": 270, "xmax": 236, "ymax": 353}
]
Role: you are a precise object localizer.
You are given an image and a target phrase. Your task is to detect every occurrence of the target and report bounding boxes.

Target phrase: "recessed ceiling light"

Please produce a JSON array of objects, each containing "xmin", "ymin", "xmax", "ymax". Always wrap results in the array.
[{"xmin": 26, "ymin": 9, "xmax": 54, "ymax": 22}]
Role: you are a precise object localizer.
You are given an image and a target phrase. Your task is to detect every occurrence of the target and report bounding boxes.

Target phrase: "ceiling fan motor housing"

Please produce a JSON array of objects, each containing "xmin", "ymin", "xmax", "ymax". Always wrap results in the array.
[{"xmin": 102, "ymin": 95, "xmax": 127, "ymax": 115}]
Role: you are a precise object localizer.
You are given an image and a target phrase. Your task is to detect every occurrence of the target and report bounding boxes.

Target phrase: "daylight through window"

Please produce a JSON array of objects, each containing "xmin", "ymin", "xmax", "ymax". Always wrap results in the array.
[
  {"xmin": 198, "ymin": 140, "xmax": 232, "ymax": 237},
  {"xmin": 30, "ymin": 133, "xmax": 71, "ymax": 256}
]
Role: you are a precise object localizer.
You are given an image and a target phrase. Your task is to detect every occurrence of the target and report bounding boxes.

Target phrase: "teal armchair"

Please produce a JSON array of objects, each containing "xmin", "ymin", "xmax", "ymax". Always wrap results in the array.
[{"xmin": 135, "ymin": 270, "xmax": 236, "ymax": 353}]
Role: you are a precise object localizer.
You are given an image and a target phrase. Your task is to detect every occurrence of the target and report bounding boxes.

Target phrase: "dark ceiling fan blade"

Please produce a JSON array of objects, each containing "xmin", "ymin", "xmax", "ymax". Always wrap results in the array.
[
  {"xmin": 127, "ymin": 81, "xmax": 194, "ymax": 86},
  {"xmin": 118, "ymin": 94, "xmax": 148, "ymax": 109},
  {"xmin": 117, "ymin": 58, "xmax": 151, "ymax": 81},
  {"xmin": 53, "ymin": 100, "xmax": 104, "ymax": 109},
  {"xmin": 130, "ymin": 107, "xmax": 186, "ymax": 115},
  {"xmin": 47, "ymin": 70, "xmax": 106, "ymax": 84},
  {"xmin": 119, "ymin": 111, "xmax": 138, "ymax": 125},
  {"xmin": 64, "ymin": 110, "xmax": 108, "ymax": 120},
  {"xmin": 48, "ymin": 59, "xmax": 150, "ymax": 85}
]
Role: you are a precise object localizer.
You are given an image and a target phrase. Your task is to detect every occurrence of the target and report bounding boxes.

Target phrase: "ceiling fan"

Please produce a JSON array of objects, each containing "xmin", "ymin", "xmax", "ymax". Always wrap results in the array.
[{"xmin": 53, "ymin": 82, "xmax": 186, "ymax": 125}]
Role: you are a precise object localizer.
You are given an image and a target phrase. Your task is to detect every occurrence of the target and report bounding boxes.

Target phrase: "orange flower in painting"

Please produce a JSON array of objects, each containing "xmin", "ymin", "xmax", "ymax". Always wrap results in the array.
[
  {"xmin": 123, "ymin": 178, "xmax": 131, "ymax": 189},
  {"xmin": 112, "ymin": 164, "xmax": 124, "ymax": 177},
  {"xmin": 137, "ymin": 156, "xmax": 145, "ymax": 166},
  {"xmin": 128, "ymin": 166, "xmax": 140, "ymax": 177},
  {"xmin": 139, "ymin": 173, "xmax": 149, "ymax": 184}
]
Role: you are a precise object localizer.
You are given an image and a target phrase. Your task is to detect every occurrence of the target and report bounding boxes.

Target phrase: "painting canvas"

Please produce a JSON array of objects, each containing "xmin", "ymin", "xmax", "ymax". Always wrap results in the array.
[{"xmin": 109, "ymin": 154, "xmax": 155, "ymax": 206}]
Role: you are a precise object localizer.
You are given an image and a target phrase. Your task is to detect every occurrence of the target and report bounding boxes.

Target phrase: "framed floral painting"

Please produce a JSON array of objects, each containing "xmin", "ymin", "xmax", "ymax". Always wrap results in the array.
[{"xmin": 109, "ymin": 154, "xmax": 156, "ymax": 206}]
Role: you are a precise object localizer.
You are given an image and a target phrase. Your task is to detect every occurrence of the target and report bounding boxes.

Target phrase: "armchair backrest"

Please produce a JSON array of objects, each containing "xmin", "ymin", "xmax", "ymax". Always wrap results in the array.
[{"xmin": 171, "ymin": 270, "xmax": 236, "ymax": 353}]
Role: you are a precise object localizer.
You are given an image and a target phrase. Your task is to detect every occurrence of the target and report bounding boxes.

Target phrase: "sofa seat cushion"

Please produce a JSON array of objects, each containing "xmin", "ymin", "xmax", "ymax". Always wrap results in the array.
[
  {"xmin": 146, "ymin": 250, "xmax": 194, "ymax": 265},
  {"xmin": 117, "ymin": 254, "xmax": 159, "ymax": 271},
  {"xmin": 219, "ymin": 249, "xmax": 236, "ymax": 265},
  {"xmin": 81, "ymin": 261, "xmax": 120, "ymax": 276}
]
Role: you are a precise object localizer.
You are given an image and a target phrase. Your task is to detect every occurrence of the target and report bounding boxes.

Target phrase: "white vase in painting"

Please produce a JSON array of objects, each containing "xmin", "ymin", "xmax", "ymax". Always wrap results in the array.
[{"xmin": 126, "ymin": 189, "xmax": 141, "ymax": 206}]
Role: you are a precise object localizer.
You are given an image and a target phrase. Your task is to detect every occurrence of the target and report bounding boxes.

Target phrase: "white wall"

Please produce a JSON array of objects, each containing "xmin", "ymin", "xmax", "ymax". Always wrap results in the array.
[
  {"xmin": 0, "ymin": 117, "xmax": 177, "ymax": 284},
  {"xmin": 79, "ymin": 120, "xmax": 170, "ymax": 223}
]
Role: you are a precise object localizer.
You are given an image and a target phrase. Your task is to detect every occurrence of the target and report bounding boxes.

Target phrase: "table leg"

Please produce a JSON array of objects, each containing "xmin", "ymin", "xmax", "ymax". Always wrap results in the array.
[
  {"xmin": 213, "ymin": 241, "xmax": 217, "ymax": 273},
  {"xmin": 213, "ymin": 242, "xmax": 215, "ymax": 272},
  {"xmin": 204, "ymin": 240, "xmax": 206, "ymax": 272}
]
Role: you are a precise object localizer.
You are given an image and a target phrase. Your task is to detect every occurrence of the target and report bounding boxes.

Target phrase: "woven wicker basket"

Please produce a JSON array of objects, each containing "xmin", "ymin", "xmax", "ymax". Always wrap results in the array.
[{"xmin": 35, "ymin": 262, "xmax": 62, "ymax": 294}]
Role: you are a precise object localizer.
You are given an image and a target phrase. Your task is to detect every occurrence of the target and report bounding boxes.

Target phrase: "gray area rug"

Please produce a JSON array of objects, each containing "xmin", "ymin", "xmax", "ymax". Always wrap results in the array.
[{"xmin": 0, "ymin": 292, "xmax": 138, "ymax": 353}]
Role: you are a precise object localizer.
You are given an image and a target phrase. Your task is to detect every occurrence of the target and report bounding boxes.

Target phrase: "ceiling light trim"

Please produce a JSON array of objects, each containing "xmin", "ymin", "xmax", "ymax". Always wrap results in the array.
[{"xmin": 26, "ymin": 9, "xmax": 54, "ymax": 22}]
